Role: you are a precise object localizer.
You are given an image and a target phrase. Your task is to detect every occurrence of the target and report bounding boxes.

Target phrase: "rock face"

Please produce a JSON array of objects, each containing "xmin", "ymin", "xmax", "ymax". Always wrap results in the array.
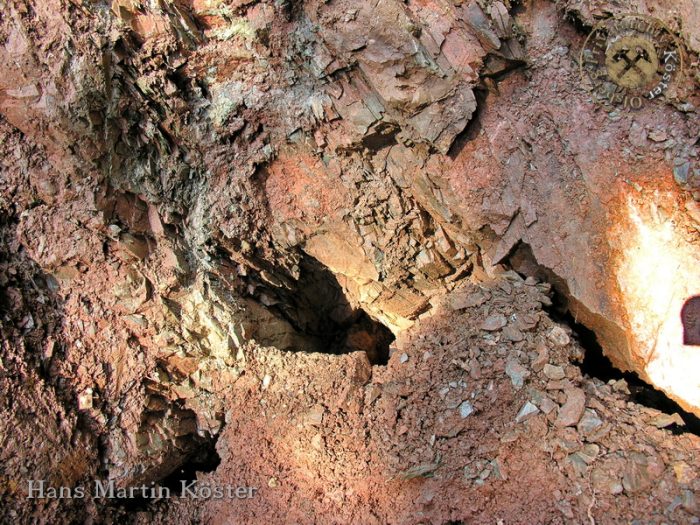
[{"xmin": 0, "ymin": 0, "xmax": 699, "ymax": 521}]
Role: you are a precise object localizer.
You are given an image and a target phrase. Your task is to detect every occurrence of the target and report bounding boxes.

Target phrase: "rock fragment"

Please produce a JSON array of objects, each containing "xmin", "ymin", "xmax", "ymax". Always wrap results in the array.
[
  {"xmin": 577, "ymin": 409, "xmax": 603, "ymax": 437},
  {"xmin": 555, "ymin": 388, "xmax": 586, "ymax": 427},
  {"xmin": 306, "ymin": 405, "xmax": 325, "ymax": 427},
  {"xmin": 480, "ymin": 314, "xmax": 507, "ymax": 331},
  {"xmin": 592, "ymin": 467, "xmax": 624, "ymax": 495},
  {"xmin": 537, "ymin": 396, "xmax": 558, "ymax": 415},
  {"xmin": 531, "ymin": 344, "xmax": 549, "ymax": 371},
  {"xmin": 648, "ymin": 412, "xmax": 684, "ymax": 429},
  {"xmin": 449, "ymin": 289, "xmax": 488, "ymax": 310},
  {"xmin": 505, "ymin": 359, "xmax": 529, "ymax": 389},
  {"xmin": 543, "ymin": 364, "xmax": 565, "ymax": 380},
  {"xmin": 501, "ymin": 325, "xmax": 524, "ymax": 342},
  {"xmin": 515, "ymin": 401, "xmax": 539, "ymax": 423},
  {"xmin": 459, "ymin": 401, "xmax": 474, "ymax": 418},
  {"xmin": 622, "ymin": 453, "xmax": 653, "ymax": 494},
  {"xmin": 547, "ymin": 326, "xmax": 570, "ymax": 346}
]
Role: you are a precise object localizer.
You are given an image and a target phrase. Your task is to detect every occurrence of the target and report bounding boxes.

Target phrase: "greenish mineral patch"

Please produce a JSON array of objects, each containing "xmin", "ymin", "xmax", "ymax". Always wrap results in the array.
[{"xmin": 209, "ymin": 18, "xmax": 255, "ymax": 41}]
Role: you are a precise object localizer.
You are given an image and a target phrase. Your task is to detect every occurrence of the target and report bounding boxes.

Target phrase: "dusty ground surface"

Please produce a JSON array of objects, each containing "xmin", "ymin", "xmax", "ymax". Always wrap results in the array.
[
  {"xmin": 1, "ymin": 0, "xmax": 699, "ymax": 522},
  {"xmin": 140, "ymin": 274, "xmax": 700, "ymax": 525}
]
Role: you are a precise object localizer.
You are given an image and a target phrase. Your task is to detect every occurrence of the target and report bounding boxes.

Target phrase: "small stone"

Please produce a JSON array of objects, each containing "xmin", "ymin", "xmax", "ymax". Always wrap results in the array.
[
  {"xmin": 171, "ymin": 384, "xmax": 196, "ymax": 399},
  {"xmin": 306, "ymin": 405, "xmax": 325, "ymax": 426},
  {"xmin": 268, "ymin": 477, "xmax": 278, "ymax": 488},
  {"xmin": 543, "ymin": 364, "xmax": 565, "ymax": 380},
  {"xmin": 397, "ymin": 460, "xmax": 441, "ymax": 480},
  {"xmin": 577, "ymin": 409, "xmax": 604, "ymax": 436},
  {"xmin": 505, "ymin": 359, "xmax": 529, "ymax": 389},
  {"xmin": 77, "ymin": 389, "xmax": 93, "ymax": 410},
  {"xmin": 262, "ymin": 374, "xmax": 272, "ymax": 389},
  {"xmin": 459, "ymin": 401, "xmax": 474, "ymax": 418},
  {"xmin": 501, "ymin": 325, "xmax": 524, "ymax": 342},
  {"xmin": 515, "ymin": 401, "xmax": 539, "ymax": 423},
  {"xmin": 648, "ymin": 130, "xmax": 667, "ymax": 142},
  {"xmin": 686, "ymin": 200, "xmax": 700, "ymax": 226},
  {"xmin": 648, "ymin": 412, "xmax": 684, "ymax": 428},
  {"xmin": 500, "ymin": 430, "xmax": 519, "ymax": 443},
  {"xmin": 399, "ymin": 353, "xmax": 409, "ymax": 364},
  {"xmin": 682, "ymin": 489, "xmax": 699, "ymax": 513},
  {"xmin": 673, "ymin": 461, "xmax": 696, "ymax": 484},
  {"xmin": 546, "ymin": 379, "xmax": 574, "ymax": 391},
  {"xmin": 669, "ymin": 502, "xmax": 690, "ymax": 524},
  {"xmin": 464, "ymin": 461, "xmax": 487, "ymax": 480},
  {"xmin": 449, "ymin": 290, "xmax": 487, "ymax": 310},
  {"xmin": 568, "ymin": 452, "xmax": 589, "ymax": 476},
  {"xmin": 531, "ymin": 344, "xmax": 549, "ymax": 371},
  {"xmin": 515, "ymin": 313, "xmax": 539, "ymax": 331},
  {"xmin": 556, "ymin": 500, "xmax": 574, "ymax": 519},
  {"xmin": 311, "ymin": 433, "xmax": 324, "ymax": 450},
  {"xmin": 548, "ymin": 326, "xmax": 570, "ymax": 346},
  {"xmin": 480, "ymin": 314, "xmax": 507, "ymax": 331},
  {"xmin": 591, "ymin": 467, "xmax": 623, "ymax": 494},
  {"xmin": 490, "ymin": 458, "xmax": 507, "ymax": 480},
  {"xmin": 107, "ymin": 224, "xmax": 121, "ymax": 238},
  {"xmin": 538, "ymin": 396, "xmax": 558, "ymax": 415},
  {"xmin": 674, "ymin": 159, "xmax": 690, "ymax": 185},
  {"xmin": 622, "ymin": 453, "xmax": 652, "ymax": 494},
  {"xmin": 611, "ymin": 379, "xmax": 630, "ymax": 394},
  {"xmin": 119, "ymin": 232, "xmax": 149, "ymax": 260},
  {"xmin": 53, "ymin": 265, "xmax": 80, "ymax": 282},
  {"xmin": 578, "ymin": 444, "xmax": 600, "ymax": 464},
  {"xmin": 167, "ymin": 355, "xmax": 200, "ymax": 377},
  {"xmin": 555, "ymin": 388, "xmax": 586, "ymax": 427}
]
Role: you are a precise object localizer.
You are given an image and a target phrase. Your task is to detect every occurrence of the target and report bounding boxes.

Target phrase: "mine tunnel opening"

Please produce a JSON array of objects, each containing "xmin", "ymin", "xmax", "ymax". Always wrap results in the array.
[
  {"xmin": 507, "ymin": 242, "xmax": 700, "ymax": 436},
  {"xmin": 158, "ymin": 438, "xmax": 222, "ymax": 493},
  {"xmin": 327, "ymin": 308, "xmax": 395, "ymax": 365},
  {"xmin": 273, "ymin": 254, "xmax": 395, "ymax": 365},
  {"xmin": 113, "ymin": 438, "xmax": 222, "ymax": 511}
]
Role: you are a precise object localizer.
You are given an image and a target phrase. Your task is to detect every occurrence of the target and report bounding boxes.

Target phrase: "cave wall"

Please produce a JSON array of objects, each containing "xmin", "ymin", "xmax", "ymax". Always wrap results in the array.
[{"xmin": 1, "ymin": 0, "xmax": 699, "ymax": 493}]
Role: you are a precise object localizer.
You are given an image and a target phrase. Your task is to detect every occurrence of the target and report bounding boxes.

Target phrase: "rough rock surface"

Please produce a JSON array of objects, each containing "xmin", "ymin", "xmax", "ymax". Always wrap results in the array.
[{"xmin": 0, "ymin": 0, "xmax": 699, "ymax": 522}]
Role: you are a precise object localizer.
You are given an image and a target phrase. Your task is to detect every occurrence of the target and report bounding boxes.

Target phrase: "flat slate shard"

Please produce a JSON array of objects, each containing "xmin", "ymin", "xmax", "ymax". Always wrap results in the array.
[
  {"xmin": 555, "ymin": 388, "xmax": 586, "ymax": 427},
  {"xmin": 515, "ymin": 401, "xmax": 539, "ymax": 423}
]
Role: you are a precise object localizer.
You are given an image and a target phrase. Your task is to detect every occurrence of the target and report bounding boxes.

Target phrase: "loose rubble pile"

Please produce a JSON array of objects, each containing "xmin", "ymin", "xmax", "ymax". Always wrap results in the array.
[{"xmin": 136, "ymin": 269, "xmax": 699, "ymax": 524}]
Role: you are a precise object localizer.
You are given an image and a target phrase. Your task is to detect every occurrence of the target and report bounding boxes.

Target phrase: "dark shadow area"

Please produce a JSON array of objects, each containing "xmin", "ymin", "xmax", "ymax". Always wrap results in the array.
[
  {"xmin": 330, "ymin": 309, "xmax": 394, "ymax": 365},
  {"xmin": 113, "ymin": 439, "xmax": 221, "ymax": 512},
  {"xmin": 158, "ymin": 439, "xmax": 221, "ymax": 494},
  {"xmin": 447, "ymin": 87, "xmax": 487, "ymax": 160},
  {"xmin": 271, "ymin": 253, "xmax": 395, "ymax": 365},
  {"xmin": 362, "ymin": 122, "xmax": 399, "ymax": 152},
  {"xmin": 510, "ymin": 0, "xmax": 526, "ymax": 17},
  {"xmin": 506, "ymin": 241, "xmax": 700, "ymax": 436}
]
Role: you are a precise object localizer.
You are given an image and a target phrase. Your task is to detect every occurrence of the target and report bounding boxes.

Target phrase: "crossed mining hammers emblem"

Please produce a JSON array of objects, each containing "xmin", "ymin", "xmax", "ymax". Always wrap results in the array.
[{"xmin": 605, "ymin": 36, "xmax": 659, "ymax": 89}]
